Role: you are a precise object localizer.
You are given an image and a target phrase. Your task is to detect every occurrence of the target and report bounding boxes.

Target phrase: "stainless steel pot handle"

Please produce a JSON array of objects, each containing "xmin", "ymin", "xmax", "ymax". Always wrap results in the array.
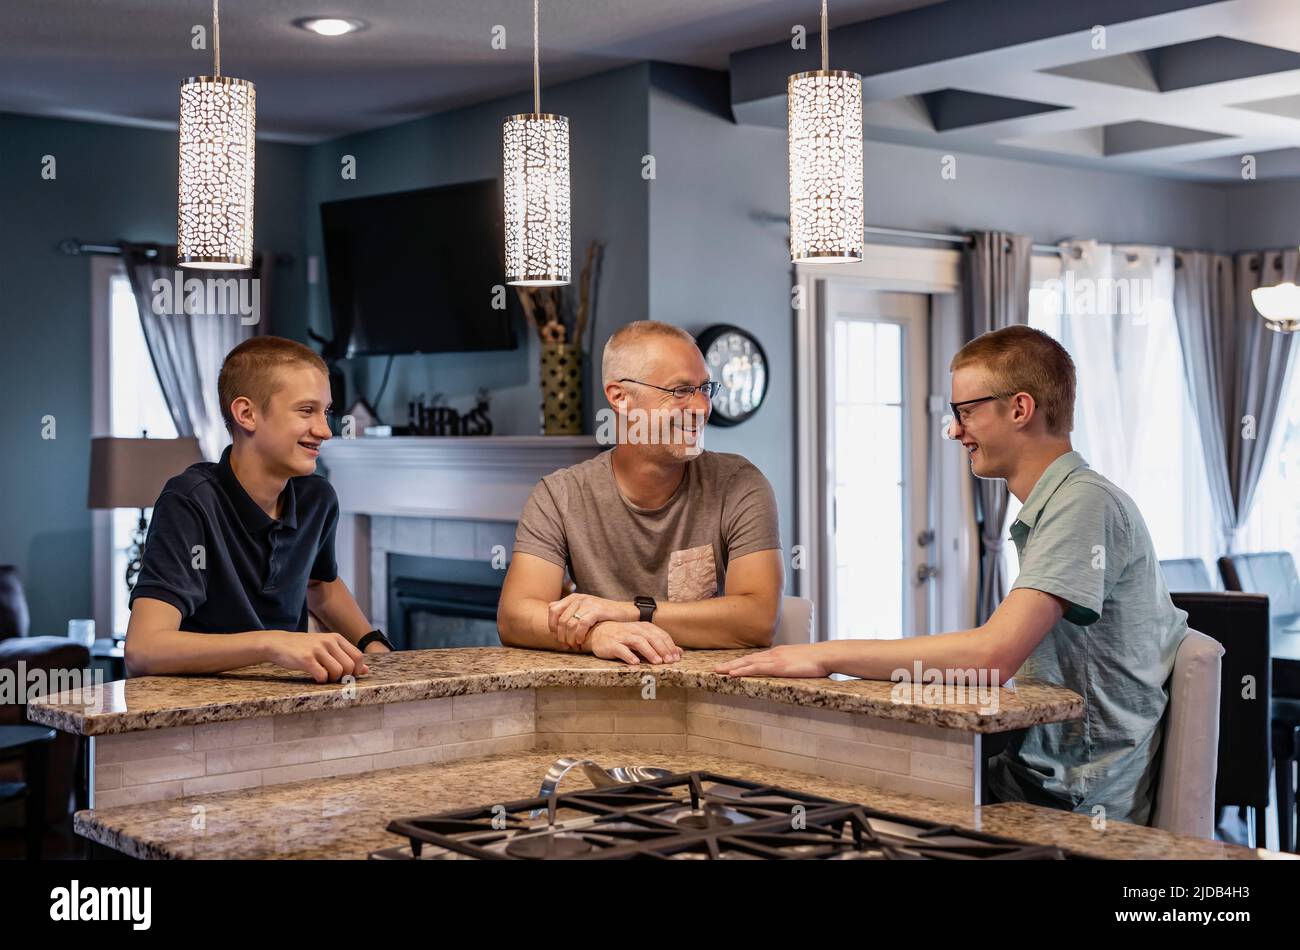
[
  {"xmin": 530, "ymin": 757, "xmax": 674, "ymax": 818},
  {"xmin": 531, "ymin": 758, "xmax": 597, "ymax": 818}
]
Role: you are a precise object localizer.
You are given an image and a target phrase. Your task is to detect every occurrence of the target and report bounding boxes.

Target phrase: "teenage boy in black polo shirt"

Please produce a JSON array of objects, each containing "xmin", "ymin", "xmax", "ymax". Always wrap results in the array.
[{"xmin": 125, "ymin": 336, "xmax": 390, "ymax": 682}]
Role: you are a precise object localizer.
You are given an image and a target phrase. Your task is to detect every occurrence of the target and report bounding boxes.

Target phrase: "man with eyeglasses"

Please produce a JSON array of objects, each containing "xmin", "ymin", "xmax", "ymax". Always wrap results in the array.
[
  {"xmin": 497, "ymin": 321, "xmax": 784, "ymax": 665},
  {"xmin": 716, "ymin": 325, "xmax": 1187, "ymax": 826}
]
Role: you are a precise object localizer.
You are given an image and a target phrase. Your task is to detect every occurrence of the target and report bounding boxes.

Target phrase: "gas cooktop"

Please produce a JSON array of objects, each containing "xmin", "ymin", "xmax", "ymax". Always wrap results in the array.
[{"xmin": 369, "ymin": 770, "xmax": 1083, "ymax": 860}]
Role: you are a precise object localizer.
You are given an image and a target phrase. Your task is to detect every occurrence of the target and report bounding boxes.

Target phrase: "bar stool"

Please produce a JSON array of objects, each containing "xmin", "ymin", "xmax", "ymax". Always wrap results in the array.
[
  {"xmin": 0, "ymin": 725, "xmax": 57, "ymax": 859},
  {"xmin": 1151, "ymin": 629, "xmax": 1223, "ymax": 837},
  {"xmin": 1273, "ymin": 699, "xmax": 1300, "ymax": 852},
  {"xmin": 1170, "ymin": 592, "xmax": 1273, "ymax": 846}
]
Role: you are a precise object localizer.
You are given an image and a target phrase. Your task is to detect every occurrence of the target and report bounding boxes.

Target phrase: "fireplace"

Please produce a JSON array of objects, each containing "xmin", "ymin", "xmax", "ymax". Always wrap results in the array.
[
  {"xmin": 316, "ymin": 436, "xmax": 604, "ymax": 630},
  {"xmin": 387, "ymin": 553, "xmax": 506, "ymax": 650}
]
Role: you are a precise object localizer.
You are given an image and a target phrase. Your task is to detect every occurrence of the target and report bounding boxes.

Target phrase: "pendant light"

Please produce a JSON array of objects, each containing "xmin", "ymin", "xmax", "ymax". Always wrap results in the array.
[
  {"xmin": 178, "ymin": 0, "xmax": 256, "ymax": 270},
  {"xmin": 787, "ymin": 0, "xmax": 864, "ymax": 264},
  {"xmin": 504, "ymin": 0, "xmax": 571, "ymax": 286}
]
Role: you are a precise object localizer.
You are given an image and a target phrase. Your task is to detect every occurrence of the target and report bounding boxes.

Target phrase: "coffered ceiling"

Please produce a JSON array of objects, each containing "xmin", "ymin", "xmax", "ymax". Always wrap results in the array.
[{"xmin": 732, "ymin": 0, "xmax": 1300, "ymax": 180}]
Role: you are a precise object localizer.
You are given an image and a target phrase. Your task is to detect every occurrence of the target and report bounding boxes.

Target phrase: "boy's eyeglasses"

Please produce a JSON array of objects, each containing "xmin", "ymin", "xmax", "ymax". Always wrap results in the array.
[
  {"xmin": 949, "ymin": 394, "xmax": 1008, "ymax": 425},
  {"xmin": 619, "ymin": 378, "xmax": 722, "ymax": 400}
]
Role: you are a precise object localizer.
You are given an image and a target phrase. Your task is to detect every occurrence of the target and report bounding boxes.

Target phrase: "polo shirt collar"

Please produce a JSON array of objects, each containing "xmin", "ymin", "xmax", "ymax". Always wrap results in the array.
[
  {"xmin": 1012, "ymin": 450, "xmax": 1087, "ymax": 531},
  {"xmin": 216, "ymin": 445, "xmax": 298, "ymax": 533}
]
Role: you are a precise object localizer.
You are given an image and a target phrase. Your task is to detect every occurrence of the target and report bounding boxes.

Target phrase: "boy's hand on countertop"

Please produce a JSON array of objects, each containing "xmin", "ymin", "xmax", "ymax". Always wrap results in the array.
[{"xmin": 260, "ymin": 631, "xmax": 369, "ymax": 682}]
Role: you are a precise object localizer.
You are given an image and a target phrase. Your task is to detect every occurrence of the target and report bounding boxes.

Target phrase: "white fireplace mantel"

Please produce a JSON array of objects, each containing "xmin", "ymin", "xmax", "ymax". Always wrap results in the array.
[
  {"xmin": 318, "ymin": 436, "xmax": 605, "ymax": 617},
  {"xmin": 320, "ymin": 435, "xmax": 604, "ymax": 521}
]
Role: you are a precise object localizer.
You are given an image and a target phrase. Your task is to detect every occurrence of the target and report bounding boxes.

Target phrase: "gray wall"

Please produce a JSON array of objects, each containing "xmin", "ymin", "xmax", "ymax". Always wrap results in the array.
[
  {"xmin": 860, "ymin": 140, "xmax": 1232, "ymax": 251},
  {"xmin": 303, "ymin": 64, "xmax": 652, "ymax": 436},
  {"xmin": 1223, "ymin": 179, "xmax": 1300, "ymax": 251},
  {"xmin": 0, "ymin": 112, "xmax": 306, "ymax": 636}
]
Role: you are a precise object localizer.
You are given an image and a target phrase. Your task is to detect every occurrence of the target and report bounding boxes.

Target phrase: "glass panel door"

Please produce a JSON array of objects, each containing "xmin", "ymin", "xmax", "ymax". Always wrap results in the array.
[{"xmin": 823, "ymin": 287, "xmax": 930, "ymax": 639}]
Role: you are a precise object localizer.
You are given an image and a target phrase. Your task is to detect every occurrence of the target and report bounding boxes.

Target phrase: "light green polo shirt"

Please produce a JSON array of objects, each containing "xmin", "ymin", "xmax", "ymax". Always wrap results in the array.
[{"xmin": 986, "ymin": 450, "xmax": 1187, "ymax": 825}]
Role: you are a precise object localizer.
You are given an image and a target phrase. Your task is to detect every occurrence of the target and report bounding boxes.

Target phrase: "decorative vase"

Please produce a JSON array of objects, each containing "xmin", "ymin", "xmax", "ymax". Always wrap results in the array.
[{"xmin": 540, "ymin": 343, "xmax": 582, "ymax": 435}]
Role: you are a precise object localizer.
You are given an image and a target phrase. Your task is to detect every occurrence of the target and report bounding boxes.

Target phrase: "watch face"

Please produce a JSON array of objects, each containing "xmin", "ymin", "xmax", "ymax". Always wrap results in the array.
[{"xmin": 702, "ymin": 328, "xmax": 767, "ymax": 425}]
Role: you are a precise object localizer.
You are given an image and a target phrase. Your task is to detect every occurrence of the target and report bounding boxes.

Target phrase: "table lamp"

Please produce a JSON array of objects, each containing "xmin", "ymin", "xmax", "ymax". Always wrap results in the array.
[{"xmin": 87, "ymin": 436, "xmax": 204, "ymax": 589}]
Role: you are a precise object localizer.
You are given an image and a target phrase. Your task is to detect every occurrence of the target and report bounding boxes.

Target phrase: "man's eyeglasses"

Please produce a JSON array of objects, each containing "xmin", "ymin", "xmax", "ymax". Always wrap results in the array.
[
  {"xmin": 619, "ymin": 378, "xmax": 722, "ymax": 400},
  {"xmin": 949, "ymin": 394, "xmax": 1008, "ymax": 425}
]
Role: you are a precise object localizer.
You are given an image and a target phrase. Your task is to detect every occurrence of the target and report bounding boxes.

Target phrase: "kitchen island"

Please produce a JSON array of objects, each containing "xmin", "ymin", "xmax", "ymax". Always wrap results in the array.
[
  {"xmin": 27, "ymin": 647, "xmax": 1288, "ymax": 860},
  {"xmin": 28, "ymin": 647, "xmax": 1080, "ymax": 815}
]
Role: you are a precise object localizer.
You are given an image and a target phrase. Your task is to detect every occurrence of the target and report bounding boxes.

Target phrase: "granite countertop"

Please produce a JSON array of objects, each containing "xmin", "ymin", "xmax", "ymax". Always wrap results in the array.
[
  {"xmin": 28, "ymin": 646, "xmax": 1082, "ymax": 736},
  {"xmin": 73, "ymin": 747, "xmax": 1284, "ymax": 861}
]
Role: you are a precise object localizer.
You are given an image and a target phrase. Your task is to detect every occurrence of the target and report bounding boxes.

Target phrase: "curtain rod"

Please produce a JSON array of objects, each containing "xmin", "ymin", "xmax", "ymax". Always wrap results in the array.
[
  {"xmin": 752, "ymin": 215, "xmax": 1064, "ymax": 255},
  {"xmin": 59, "ymin": 240, "xmax": 156, "ymax": 258},
  {"xmin": 58, "ymin": 239, "xmax": 294, "ymax": 266},
  {"xmin": 864, "ymin": 229, "xmax": 1287, "ymax": 269},
  {"xmin": 863, "ymin": 225, "xmax": 1064, "ymax": 256}
]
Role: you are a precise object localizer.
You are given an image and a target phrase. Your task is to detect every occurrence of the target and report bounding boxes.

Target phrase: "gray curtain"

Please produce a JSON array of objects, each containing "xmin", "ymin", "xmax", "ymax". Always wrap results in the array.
[
  {"xmin": 121, "ymin": 243, "xmax": 270, "ymax": 461},
  {"xmin": 1173, "ymin": 249, "xmax": 1298, "ymax": 550},
  {"xmin": 1171, "ymin": 253, "xmax": 1237, "ymax": 550},
  {"xmin": 964, "ymin": 231, "xmax": 1033, "ymax": 623}
]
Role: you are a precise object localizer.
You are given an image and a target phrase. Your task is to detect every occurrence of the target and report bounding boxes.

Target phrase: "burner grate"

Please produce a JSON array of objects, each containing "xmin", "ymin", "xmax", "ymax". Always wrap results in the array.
[{"xmin": 372, "ymin": 771, "xmax": 1082, "ymax": 861}]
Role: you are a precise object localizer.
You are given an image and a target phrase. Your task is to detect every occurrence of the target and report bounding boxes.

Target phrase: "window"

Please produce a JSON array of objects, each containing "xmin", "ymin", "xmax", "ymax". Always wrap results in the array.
[
  {"xmin": 1003, "ymin": 258, "xmax": 1220, "ymax": 582},
  {"xmin": 831, "ymin": 317, "xmax": 905, "ymax": 639},
  {"xmin": 108, "ymin": 271, "xmax": 177, "ymax": 634}
]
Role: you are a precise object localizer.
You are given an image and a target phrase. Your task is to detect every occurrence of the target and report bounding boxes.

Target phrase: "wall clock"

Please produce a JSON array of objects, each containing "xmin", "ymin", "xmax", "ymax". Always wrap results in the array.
[{"xmin": 696, "ymin": 324, "xmax": 768, "ymax": 427}]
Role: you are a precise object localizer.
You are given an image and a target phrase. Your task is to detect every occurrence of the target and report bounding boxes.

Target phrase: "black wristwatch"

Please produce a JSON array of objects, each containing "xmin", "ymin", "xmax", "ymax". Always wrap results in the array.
[
  {"xmin": 357, "ymin": 629, "xmax": 394, "ymax": 652},
  {"xmin": 634, "ymin": 596, "xmax": 657, "ymax": 623}
]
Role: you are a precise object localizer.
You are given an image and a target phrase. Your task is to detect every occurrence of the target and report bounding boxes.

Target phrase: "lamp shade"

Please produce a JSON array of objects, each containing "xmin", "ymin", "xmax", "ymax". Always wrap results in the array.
[
  {"xmin": 503, "ymin": 112, "xmax": 571, "ymax": 286},
  {"xmin": 1251, "ymin": 282, "xmax": 1300, "ymax": 333},
  {"xmin": 177, "ymin": 75, "xmax": 256, "ymax": 269},
  {"xmin": 87, "ymin": 437, "xmax": 204, "ymax": 510},
  {"xmin": 787, "ymin": 69, "xmax": 864, "ymax": 263}
]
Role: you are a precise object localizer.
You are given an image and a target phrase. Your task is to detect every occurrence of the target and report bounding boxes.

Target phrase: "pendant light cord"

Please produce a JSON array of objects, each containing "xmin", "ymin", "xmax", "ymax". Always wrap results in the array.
[
  {"xmin": 532, "ymin": 0, "xmax": 540, "ymax": 114},
  {"xmin": 821, "ymin": 0, "xmax": 828, "ymax": 72},
  {"xmin": 213, "ymin": 0, "xmax": 221, "ymax": 77}
]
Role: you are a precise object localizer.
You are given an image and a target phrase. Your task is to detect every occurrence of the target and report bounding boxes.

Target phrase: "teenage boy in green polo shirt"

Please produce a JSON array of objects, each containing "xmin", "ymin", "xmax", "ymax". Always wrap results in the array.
[{"xmin": 717, "ymin": 325, "xmax": 1187, "ymax": 825}]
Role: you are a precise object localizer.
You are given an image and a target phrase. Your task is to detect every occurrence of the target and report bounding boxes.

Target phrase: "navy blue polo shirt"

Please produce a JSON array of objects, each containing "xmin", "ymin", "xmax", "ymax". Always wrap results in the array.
[{"xmin": 129, "ymin": 445, "xmax": 340, "ymax": 633}]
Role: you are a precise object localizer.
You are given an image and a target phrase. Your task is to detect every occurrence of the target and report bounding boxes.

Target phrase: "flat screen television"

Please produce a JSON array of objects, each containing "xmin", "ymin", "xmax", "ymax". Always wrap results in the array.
[{"xmin": 320, "ymin": 180, "xmax": 520, "ymax": 356}]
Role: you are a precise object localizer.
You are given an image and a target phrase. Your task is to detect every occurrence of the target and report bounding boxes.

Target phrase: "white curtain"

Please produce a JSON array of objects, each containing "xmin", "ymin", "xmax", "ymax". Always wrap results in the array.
[
  {"xmin": 1059, "ymin": 240, "xmax": 1174, "ymax": 489},
  {"xmin": 121, "ymin": 243, "xmax": 269, "ymax": 461}
]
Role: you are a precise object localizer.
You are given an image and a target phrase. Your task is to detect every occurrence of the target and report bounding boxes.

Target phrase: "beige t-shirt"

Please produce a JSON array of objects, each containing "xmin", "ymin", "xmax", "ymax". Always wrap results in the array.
[{"xmin": 513, "ymin": 449, "xmax": 781, "ymax": 602}]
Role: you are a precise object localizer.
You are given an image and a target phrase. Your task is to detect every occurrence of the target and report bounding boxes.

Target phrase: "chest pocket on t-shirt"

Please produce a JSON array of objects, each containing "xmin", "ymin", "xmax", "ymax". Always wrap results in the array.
[{"xmin": 668, "ymin": 544, "xmax": 718, "ymax": 602}]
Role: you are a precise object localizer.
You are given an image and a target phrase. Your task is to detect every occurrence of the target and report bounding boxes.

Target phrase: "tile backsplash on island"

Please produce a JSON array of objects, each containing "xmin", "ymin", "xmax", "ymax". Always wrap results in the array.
[
  {"xmin": 93, "ymin": 686, "xmax": 977, "ymax": 809},
  {"xmin": 93, "ymin": 691, "xmax": 536, "ymax": 809}
]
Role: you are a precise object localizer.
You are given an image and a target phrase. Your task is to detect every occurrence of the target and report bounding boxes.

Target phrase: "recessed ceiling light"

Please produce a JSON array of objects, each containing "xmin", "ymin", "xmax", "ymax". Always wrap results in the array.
[{"xmin": 294, "ymin": 17, "xmax": 367, "ymax": 36}]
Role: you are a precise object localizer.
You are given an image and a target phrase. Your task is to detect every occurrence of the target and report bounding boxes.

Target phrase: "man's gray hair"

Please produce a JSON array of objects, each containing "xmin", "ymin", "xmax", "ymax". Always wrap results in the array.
[{"xmin": 601, "ymin": 321, "xmax": 699, "ymax": 386}]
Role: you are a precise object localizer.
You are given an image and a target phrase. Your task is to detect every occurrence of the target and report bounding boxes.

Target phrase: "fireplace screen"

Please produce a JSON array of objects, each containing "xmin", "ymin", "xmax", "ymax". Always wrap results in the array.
[{"xmin": 387, "ymin": 553, "xmax": 505, "ymax": 650}]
